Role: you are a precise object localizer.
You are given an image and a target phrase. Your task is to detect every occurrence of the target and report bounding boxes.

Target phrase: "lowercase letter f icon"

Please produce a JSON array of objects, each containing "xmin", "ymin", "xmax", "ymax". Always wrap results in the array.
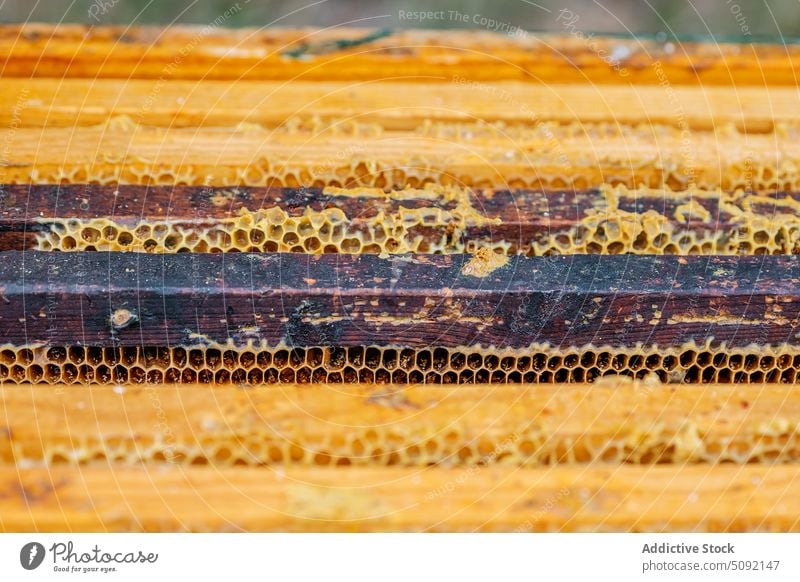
[{"xmin": 20, "ymin": 542, "xmax": 46, "ymax": 570}]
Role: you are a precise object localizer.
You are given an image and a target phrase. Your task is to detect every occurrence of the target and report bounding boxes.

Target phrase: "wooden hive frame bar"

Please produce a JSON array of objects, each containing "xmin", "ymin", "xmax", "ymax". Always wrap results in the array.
[
  {"xmin": 4, "ymin": 184, "xmax": 800, "ymax": 256},
  {"xmin": 1, "ymin": 78, "xmax": 798, "ymax": 132},
  {"xmin": 0, "ymin": 122, "xmax": 794, "ymax": 191},
  {"xmin": 1, "ymin": 251, "xmax": 799, "ymax": 350},
  {"xmin": 1, "ymin": 465, "xmax": 798, "ymax": 532},
  {"xmin": 2, "ymin": 381, "xmax": 800, "ymax": 467},
  {"xmin": 2, "ymin": 25, "xmax": 799, "ymax": 85}
]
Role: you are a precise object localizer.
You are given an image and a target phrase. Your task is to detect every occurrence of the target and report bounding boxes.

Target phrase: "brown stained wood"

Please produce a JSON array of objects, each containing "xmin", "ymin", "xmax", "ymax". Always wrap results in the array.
[
  {"xmin": 1, "ymin": 25, "xmax": 799, "ymax": 86},
  {"xmin": 1, "ymin": 465, "xmax": 798, "ymax": 532},
  {"xmin": 1, "ymin": 184, "xmax": 791, "ymax": 254},
  {"xmin": 0, "ymin": 79, "xmax": 796, "ymax": 132},
  {"xmin": 0, "ymin": 251, "xmax": 799, "ymax": 349},
  {"xmin": 4, "ymin": 23, "xmax": 800, "ymax": 538},
  {"xmin": 2, "ymin": 382, "xmax": 799, "ymax": 467}
]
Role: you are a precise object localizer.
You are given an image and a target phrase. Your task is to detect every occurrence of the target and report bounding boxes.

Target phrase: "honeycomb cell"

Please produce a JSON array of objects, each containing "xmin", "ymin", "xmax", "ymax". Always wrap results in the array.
[{"xmin": 0, "ymin": 339, "xmax": 796, "ymax": 387}]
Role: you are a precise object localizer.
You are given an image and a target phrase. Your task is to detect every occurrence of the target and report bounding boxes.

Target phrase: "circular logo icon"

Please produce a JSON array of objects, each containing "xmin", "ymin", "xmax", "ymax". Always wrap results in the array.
[{"xmin": 19, "ymin": 542, "xmax": 46, "ymax": 570}]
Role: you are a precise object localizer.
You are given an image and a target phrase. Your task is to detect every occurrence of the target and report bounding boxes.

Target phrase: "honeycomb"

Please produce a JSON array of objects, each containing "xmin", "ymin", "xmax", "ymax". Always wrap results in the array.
[
  {"xmin": 6, "ymin": 25, "xmax": 800, "ymax": 535},
  {"xmin": 3, "ymin": 340, "xmax": 800, "ymax": 387},
  {"xmin": 34, "ymin": 185, "xmax": 500, "ymax": 254},
  {"xmin": 13, "ymin": 398, "xmax": 800, "ymax": 470},
  {"xmin": 4, "ymin": 120, "xmax": 799, "ymax": 192},
  {"xmin": 33, "ymin": 184, "xmax": 800, "ymax": 256},
  {"xmin": 529, "ymin": 186, "xmax": 800, "ymax": 256}
]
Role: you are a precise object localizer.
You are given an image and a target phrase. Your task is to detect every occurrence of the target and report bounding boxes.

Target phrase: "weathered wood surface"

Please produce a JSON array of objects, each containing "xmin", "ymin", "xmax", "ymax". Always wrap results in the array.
[
  {"xmin": 2, "ymin": 465, "xmax": 798, "ymax": 532},
  {"xmin": 2, "ymin": 184, "xmax": 576, "ymax": 252},
  {"xmin": 2, "ymin": 381, "xmax": 798, "ymax": 466},
  {"xmin": 2, "ymin": 184, "xmax": 794, "ymax": 254},
  {"xmin": 1, "ymin": 25, "xmax": 797, "ymax": 85},
  {"xmin": 1, "ymin": 252, "xmax": 799, "ymax": 348}
]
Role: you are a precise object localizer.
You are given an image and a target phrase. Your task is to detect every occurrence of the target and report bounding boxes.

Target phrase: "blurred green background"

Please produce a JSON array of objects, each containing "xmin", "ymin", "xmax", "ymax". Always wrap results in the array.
[{"xmin": 1, "ymin": 0, "xmax": 796, "ymax": 39}]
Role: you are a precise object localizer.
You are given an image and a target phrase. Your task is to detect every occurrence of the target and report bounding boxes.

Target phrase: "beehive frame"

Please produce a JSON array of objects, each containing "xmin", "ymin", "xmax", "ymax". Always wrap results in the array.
[{"xmin": 1, "ymin": 24, "xmax": 799, "ymax": 533}]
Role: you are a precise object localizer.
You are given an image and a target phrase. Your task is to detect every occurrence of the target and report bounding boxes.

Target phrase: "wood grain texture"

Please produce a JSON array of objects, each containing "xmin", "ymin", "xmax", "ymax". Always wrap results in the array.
[
  {"xmin": 3, "ymin": 24, "xmax": 799, "ymax": 535},
  {"xmin": 1, "ymin": 25, "xmax": 798, "ymax": 85},
  {"xmin": 1, "ymin": 184, "xmax": 593, "ymax": 253},
  {"xmin": 2, "ymin": 252, "xmax": 800, "ymax": 349},
  {"xmin": 0, "ymin": 123, "xmax": 792, "ymax": 191},
  {"xmin": 2, "ymin": 382, "xmax": 799, "ymax": 466},
  {"xmin": 1, "ymin": 465, "xmax": 798, "ymax": 532},
  {"xmin": 4, "ymin": 184, "xmax": 796, "ymax": 255},
  {"xmin": 0, "ymin": 78, "xmax": 796, "ymax": 131}
]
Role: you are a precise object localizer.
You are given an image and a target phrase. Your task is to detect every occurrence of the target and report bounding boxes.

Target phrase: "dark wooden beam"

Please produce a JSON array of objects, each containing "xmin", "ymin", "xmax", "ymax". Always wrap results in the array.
[
  {"xmin": 0, "ymin": 251, "xmax": 797, "ymax": 349},
  {"xmin": 0, "ymin": 184, "xmax": 795, "ymax": 254}
]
